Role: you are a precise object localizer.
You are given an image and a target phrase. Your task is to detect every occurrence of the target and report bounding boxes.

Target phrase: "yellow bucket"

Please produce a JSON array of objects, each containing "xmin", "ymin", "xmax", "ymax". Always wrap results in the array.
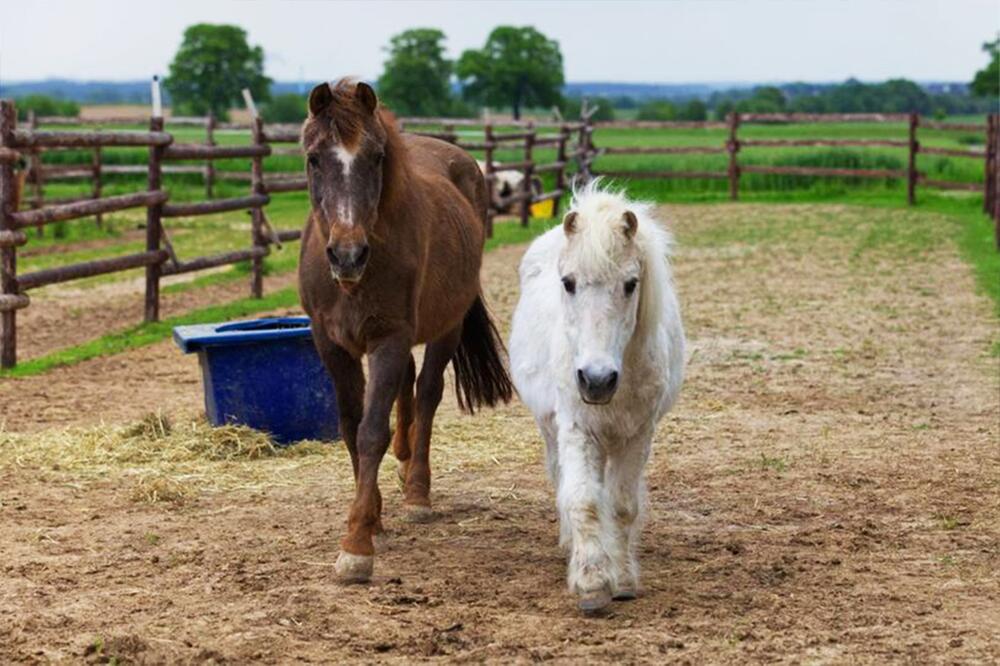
[{"xmin": 530, "ymin": 198, "xmax": 555, "ymax": 218}]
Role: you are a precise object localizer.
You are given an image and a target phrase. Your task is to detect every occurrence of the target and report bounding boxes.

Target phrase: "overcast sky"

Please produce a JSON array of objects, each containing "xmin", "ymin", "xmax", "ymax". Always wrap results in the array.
[{"xmin": 1, "ymin": 0, "xmax": 997, "ymax": 84}]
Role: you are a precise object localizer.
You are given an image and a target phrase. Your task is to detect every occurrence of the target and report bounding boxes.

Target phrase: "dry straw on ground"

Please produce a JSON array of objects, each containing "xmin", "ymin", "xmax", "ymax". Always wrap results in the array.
[{"xmin": 0, "ymin": 412, "xmax": 336, "ymax": 499}]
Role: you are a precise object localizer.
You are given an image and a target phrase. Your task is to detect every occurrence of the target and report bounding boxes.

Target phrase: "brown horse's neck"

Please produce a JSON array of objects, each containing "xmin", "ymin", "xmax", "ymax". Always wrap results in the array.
[{"xmin": 376, "ymin": 112, "xmax": 413, "ymax": 230}]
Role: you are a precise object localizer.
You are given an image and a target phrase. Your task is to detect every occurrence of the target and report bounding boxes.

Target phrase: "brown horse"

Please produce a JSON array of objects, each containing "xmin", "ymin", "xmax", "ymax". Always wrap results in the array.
[{"xmin": 298, "ymin": 79, "xmax": 513, "ymax": 583}]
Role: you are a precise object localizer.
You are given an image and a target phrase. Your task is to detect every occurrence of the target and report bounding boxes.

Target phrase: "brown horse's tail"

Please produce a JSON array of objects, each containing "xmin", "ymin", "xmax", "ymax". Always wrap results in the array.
[{"xmin": 452, "ymin": 294, "xmax": 514, "ymax": 414}]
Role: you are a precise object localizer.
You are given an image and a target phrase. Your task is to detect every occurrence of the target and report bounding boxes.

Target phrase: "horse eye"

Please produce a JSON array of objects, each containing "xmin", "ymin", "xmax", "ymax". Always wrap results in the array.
[
  {"xmin": 307, "ymin": 154, "xmax": 320, "ymax": 169},
  {"xmin": 624, "ymin": 278, "xmax": 638, "ymax": 296},
  {"xmin": 562, "ymin": 277, "xmax": 576, "ymax": 295}
]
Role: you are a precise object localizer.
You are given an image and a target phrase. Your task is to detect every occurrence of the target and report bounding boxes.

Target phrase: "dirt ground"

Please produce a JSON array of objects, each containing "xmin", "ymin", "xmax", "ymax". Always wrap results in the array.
[{"xmin": 1, "ymin": 204, "xmax": 998, "ymax": 663}]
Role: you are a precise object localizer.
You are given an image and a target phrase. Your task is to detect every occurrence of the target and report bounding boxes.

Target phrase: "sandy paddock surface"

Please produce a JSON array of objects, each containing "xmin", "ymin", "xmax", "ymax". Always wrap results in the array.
[{"xmin": 1, "ymin": 204, "xmax": 998, "ymax": 663}]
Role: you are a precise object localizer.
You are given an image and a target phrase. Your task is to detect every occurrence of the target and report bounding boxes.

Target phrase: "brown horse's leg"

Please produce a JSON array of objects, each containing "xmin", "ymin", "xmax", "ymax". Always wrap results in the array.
[
  {"xmin": 392, "ymin": 353, "xmax": 417, "ymax": 482},
  {"xmin": 312, "ymin": 331, "xmax": 365, "ymax": 479},
  {"xmin": 403, "ymin": 325, "xmax": 462, "ymax": 522},
  {"xmin": 336, "ymin": 334, "xmax": 412, "ymax": 583}
]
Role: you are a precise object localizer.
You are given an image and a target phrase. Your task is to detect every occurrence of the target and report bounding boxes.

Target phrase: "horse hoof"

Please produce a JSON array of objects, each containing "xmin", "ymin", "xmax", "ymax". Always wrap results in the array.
[
  {"xmin": 612, "ymin": 588, "xmax": 638, "ymax": 601},
  {"xmin": 402, "ymin": 503, "xmax": 435, "ymax": 523},
  {"xmin": 335, "ymin": 551, "xmax": 373, "ymax": 584},
  {"xmin": 577, "ymin": 587, "xmax": 613, "ymax": 615}
]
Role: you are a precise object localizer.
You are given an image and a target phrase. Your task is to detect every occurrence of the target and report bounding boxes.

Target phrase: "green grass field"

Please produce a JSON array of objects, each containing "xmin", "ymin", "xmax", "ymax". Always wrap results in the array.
[{"xmin": 7, "ymin": 116, "xmax": 996, "ymax": 376}]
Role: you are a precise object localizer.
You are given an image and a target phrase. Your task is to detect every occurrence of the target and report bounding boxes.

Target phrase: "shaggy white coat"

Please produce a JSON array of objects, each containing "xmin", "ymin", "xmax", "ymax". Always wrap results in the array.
[{"xmin": 509, "ymin": 182, "xmax": 685, "ymax": 607}]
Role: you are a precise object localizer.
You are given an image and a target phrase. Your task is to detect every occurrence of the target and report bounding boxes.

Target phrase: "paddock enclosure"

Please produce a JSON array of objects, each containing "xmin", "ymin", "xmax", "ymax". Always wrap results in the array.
[
  {"xmin": 0, "ymin": 97, "xmax": 598, "ymax": 369},
  {"xmin": 3, "ymin": 104, "xmax": 999, "ymax": 368},
  {"xmin": 1, "ymin": 91, "xmax": 999, "ymax": 662}
]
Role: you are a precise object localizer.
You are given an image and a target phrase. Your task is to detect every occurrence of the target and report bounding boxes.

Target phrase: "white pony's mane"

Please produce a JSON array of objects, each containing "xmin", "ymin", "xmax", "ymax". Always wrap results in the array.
[{"xmin": 565, "ymin": 179, "xmax": 674, "ymax": 337}]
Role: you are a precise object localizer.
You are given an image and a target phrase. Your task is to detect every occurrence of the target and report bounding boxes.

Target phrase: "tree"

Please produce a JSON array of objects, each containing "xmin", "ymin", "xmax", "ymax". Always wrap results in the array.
[
  {"xmin": 737, "ymin": 86, "xmax": 786, "ymax": 113},
  {"xmin": 878, "ymin": 79, "xmax": 930, "ymax": 113},
  {"xmin": 14, "ymin": 95, "xmax": 79, "ymax": 121},
  {"xmin": 562, "ymin": 96, "xmax": 615, "ymax": 121},
  {"xmin": 714, "ymin": 99, "xmax": 735, "ymax": 121},
  {"xmin": 677, "ymin": 99, "xmax": 707, "ymax": 121},
  {"xmin": 165, "ymin": 24, "xmax": 271, "ymax": 120},
  {"xmin": 377, "ymin": 28, "xmax": 455, "ymax": 117},
  {"xmin": 262, "ymin": 93, "xmax": 307, "ymax": 123},
  {"xmin": 456, "ymin": 26, "xmax": 564, "ymax": 119},
  {"xmin": 637, "ymin": 100, "xmax": 677, "ymax": 121},
  {"xmin": 970, "ymin": 38, "xmax": 999, "ymax": 98}
]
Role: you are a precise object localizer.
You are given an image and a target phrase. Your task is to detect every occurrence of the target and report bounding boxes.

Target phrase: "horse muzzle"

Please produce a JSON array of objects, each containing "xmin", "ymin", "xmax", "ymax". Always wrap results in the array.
[
  {"xmin": 326, "ymin": 241, "xmax": 370, "ymax": 283},
  {"xmin": 576, "ymin": 367, "xmax": 619, "ymax": 405}
]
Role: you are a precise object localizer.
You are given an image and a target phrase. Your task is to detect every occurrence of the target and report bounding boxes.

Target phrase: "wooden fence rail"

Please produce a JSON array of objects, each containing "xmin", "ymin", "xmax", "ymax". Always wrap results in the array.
[
  {"xmin": 20, "ymin": 113, "xmax": 598, "ymax": 239},
  {"xmin": 0, "ymin": 97, "xmax": 300, "ymax": 368},
  {"xmin": 5, "ymin": 100, "xmax": 996, "ymax": 369},
  {"xmin": 589, "ymin": 112, "xmax": 1000, "ymax": 220}
]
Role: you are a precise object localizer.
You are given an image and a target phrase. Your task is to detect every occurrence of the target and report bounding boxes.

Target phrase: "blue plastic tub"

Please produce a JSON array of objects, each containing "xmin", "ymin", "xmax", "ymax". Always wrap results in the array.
[{"xmin": 173, "ymin": 316, "xmax": 339, "ymax": 444}]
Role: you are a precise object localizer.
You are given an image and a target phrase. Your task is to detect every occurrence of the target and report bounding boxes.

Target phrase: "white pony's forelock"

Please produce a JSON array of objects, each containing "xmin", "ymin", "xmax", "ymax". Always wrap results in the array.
[{"xmin": 565, "ymin": 179, "xmax": 675, "ymax": 336}]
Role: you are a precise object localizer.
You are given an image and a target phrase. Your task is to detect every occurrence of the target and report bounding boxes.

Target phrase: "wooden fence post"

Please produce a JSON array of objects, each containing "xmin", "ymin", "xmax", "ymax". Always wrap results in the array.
[
  {"xmin": 553, "ymin": 124, "xmax": 569, "ymax": 218},
  {"xmin": 584, "ymin": 118, "xmax": 597, "ymax": 183},
  {"xmin": 484, "ymin": 123, "xmax": 495, "ymax": 238},
  {"xmin": 249, "ymin": 113, "xmax": 266, "ymax": 298},
  {"xmin": 520, "ymin": 123, "xmax": 535, "ymax": 227},
  {"xmin": 92, "ymin": 145, "xmax": 103, "ymax": 228},
  {"xmin": 984, "ymin": 114, "xmax": 995, "ymax": 216},
  {"xmin": 144, "ymin": 80, "xmax": 165, "ymax": 323},
  {"xmin": 727, "ymin": 112, "xmax": 740, "ymax": 201},
  {"xmin": 205, "ymin": 113, "xmax": 216, "ymax": 199},
  {"xmin": 992, "ymin": 114, "xmax": 1000, "ymax": 250},
  {"xmin": 907, "ymin": 112, "xmax": 919, "ymax": 206},
  {"xmin": 27, "ymin": 111, "xmax": 44, "ymax": 237},
  {"xmin": 1, "ymin": 100, "xmax": 19, "ymax": 368},
  {"xmin": 576, "ymin": 119, "xmax": 593, "ymax": 185}
]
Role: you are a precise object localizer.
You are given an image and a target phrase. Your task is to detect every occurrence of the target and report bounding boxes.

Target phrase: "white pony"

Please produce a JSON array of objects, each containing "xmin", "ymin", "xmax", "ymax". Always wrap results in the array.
[{"xmin": 509, "ymin": 182, "xmax": 685, "ymax": 613}]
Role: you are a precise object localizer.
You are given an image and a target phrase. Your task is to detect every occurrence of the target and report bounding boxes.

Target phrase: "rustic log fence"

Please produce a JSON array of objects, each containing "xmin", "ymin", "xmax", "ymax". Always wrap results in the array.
[
  {"xmin": 398, "ymin": 117, "xmax": 595, "ymax": 234},
  {"xmin": 5, "ymin": 99, "xmax": 997, "ymax": 369},
  {"xmin": 23, "ymin": 112, "xmax": 599, "ymax": 237},
  {"xmin": 0, "ymin": 103, "xmax": 598, "ymax": 368},
  {"xmin": 0, "ymin": 90, "xmax": 306, "ymax": 368},
  {"xmin": 590, "ymin": 113, "xmax": 999, "ymax": 212}
]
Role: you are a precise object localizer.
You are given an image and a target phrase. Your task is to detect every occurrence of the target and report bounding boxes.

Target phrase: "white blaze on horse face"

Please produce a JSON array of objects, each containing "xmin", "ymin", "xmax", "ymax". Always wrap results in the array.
[{"xmin": 331, "ymin": 143, "xmax": 357, "ymax": 227}]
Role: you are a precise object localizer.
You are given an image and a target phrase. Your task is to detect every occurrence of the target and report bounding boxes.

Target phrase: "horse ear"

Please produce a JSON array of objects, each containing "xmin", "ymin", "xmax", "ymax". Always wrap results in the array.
[
  {"xmin": 308, "ymin": 82, "xmax": 334, "ymax": 116},
  {"xmin": 355, "ymin": 82, "xmax": 378, "ymax": 115},
  {"xmin": 623, "ymin": 210, "xmax": 638, "ymax": 239},
  {"xmin": 563, "ymin": 211, "xmax": 578, "ymax": 235}
]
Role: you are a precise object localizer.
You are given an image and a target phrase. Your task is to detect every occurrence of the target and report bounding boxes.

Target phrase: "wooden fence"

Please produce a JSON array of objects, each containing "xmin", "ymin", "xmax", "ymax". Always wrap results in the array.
[
  {"xmin": 21, "ymin": 113, "xmax": 599, "ymax": 237},
  {"xmin": 590, "ymin": 112, "xmax": 1000, "ymax": 227},
  {"xmin": 0, "ymin": 101, "xmax": 598, "ymax": 368},
  {"xmin": 397, "ymin": 117, "xmax": 596, "ymax": 234},
  {"xmin": 0, "ymin": 98, "xmax": 305, "ymax": 369},
  {"xmin": 4, "ymin": 101, "xmax": 997, "ymax": 369}
]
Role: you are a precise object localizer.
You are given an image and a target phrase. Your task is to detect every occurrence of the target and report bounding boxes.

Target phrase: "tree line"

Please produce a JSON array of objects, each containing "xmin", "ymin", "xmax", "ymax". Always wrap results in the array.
[{"xmin": 12, "ymin": 25, "xmax": 998, "ymax": 123}]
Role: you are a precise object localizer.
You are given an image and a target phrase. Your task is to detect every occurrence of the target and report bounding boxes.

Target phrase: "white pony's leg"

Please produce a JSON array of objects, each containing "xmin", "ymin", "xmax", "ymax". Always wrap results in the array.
[
  {"xmin": 556, "ymin": 424, "xmax": 613, "ymax": 611},
  {"xmin": 605, "ymin": 433, "xmax": 651, "ymax": 599},
  {"xmin": 538, "ymin": 418, "xmax": 570, "ymax": 547}
]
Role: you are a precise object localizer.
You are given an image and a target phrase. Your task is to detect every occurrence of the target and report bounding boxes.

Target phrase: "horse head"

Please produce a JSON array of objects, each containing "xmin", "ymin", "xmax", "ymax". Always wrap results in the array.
[
  {"xmin": 302, "ymin": 78, "xmax": 391, "ymax": 283},
  {"xmin": 557, "ymin": 189, "xmax": 647, "ymax": 405}
]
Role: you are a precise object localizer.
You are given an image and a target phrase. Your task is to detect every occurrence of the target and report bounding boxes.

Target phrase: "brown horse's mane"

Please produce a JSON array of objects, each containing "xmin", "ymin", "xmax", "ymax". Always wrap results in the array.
[{"xmin": 376, "ymin": 108, "xmax": 412, "ymax": 221}]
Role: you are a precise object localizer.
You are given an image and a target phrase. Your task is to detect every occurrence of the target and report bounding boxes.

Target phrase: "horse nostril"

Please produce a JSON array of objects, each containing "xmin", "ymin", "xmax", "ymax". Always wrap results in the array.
[
  {"xmin": 356, "ymin": 244, "xmax": 370, "ymax": 267},
  {"xmin": 606, "ymin": 371, "xmax": 619, "ymax": 390},
  {"xmin": 577, "ymin": 369, "xmax": 587, "ymax": 388},
  {"xmin": 326, "ymin": 246, "xmax": 340, "ymax": 267}
]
